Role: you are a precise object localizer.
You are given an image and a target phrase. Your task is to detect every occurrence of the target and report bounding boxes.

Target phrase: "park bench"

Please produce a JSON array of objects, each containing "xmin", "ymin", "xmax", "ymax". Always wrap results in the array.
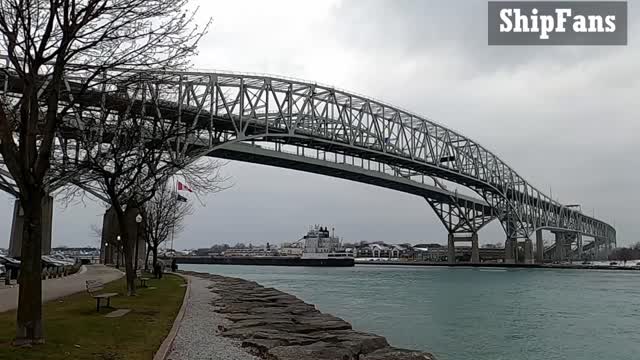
[
  {"xmin": 136, "ymin": 269, "xmax": 150, "ymax": 288},
  {"xmin": 86, "ymin": 280, "xmax": 118, "ymax": 312}
]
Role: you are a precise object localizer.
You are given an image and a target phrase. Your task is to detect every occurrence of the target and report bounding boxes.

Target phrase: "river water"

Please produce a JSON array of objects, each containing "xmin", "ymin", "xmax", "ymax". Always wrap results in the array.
[{"xmin": 182, "ymin": 264, "xmax": 640, "ymax": 360}]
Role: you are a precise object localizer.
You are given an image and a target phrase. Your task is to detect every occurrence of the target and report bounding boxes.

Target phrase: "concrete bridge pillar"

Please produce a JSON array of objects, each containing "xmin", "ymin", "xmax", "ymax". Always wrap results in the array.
[
  {"xmin": 523, "ymin": 239, "xmax": 534, "ymax": 264},
  {"xmin": 447, "ymin": 234, "xmax": 455, "ymax": 264},
  {"xmin": 100, "ymin": 207, "xmax": 120, "ymax": 265},
  {"xmin": 504, "ymin": 238, "xmax": 516, "ymax": 264},
  {"xmin": 100, "ymin": 206, "xmax": 145, "ymax": 269},
  {"xmin": 535, "ymin": 229, "xmax": 544, "ymax": 263},
  {"xmin": 8, "ymin": 196, "xmax": 54, "ymax": 258},
  {"xmin": 123, "ymin": 204, "xmax": 145, "ymax": 270},
  {"xmin": 576, "ymin": 233, "xmax": 583, "ymax": 260},
  {"xmin": 470, "ymin": 233, "xmax": 479, "ymax": 264},
  {"xmin": 554, "ymin": 232, "xmax": 564, "ymax": 261},
  {"xmin": 592, "ymin": 238, "xmax": 600, "ymax": 260}
]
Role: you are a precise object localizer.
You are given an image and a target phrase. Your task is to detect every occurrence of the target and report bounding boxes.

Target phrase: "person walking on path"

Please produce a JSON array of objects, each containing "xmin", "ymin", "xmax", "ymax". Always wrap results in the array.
[{"xmin": 153, "ymin": 261, "xmax": 163, "ymax": 279}]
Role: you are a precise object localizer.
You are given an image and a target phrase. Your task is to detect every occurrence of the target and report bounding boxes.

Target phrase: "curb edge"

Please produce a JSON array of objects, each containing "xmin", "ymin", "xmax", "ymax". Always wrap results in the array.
[{"xmin": 153, "ymin": 272, "xmax": 191, "ymax": 360}]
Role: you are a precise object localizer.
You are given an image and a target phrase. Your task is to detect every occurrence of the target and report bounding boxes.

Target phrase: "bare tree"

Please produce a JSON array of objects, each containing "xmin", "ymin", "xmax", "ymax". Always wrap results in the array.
[
  {"xmin": 0, "ymin": 0, "xmax": 209, "ymax": 344},
  {"xmin": 609, "ymin": 247, "xmax": 639, "ymax": 265},
  {"xmin": 89, "ymin": 223, "xmax": 102, "ymax": 247},
  {"xmin": 143, "ymin": 182, "xmax": 193, "ymax": 269},
  {"xmin": 89, "ymin": 224, "xmax": 102, "ymax": 239},
  {"xmin": 67, "ymin": 108, "xmax": 227, "ymax": 296},
  {"xmin": 142, "ymin": 158, "xmax": 227, "ymax": 264}
]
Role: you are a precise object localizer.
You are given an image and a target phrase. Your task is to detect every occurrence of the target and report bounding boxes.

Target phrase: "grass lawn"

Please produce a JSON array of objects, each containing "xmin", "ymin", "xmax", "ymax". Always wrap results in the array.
[{"xmin": 0, "ymin": 273, "xmax": 186, "ymax": 360}]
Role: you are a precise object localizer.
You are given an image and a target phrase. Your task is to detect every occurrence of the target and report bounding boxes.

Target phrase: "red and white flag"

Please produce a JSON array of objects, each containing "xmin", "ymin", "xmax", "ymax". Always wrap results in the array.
[{"xmin": 177, "ymin": 181, "xmax": 193, "ymax": 192}]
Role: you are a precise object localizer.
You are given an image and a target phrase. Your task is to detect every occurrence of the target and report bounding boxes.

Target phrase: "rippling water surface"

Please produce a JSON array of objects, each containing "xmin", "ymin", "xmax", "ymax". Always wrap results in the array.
[{"xmin": 182, "ymin": 264, "xmax": 640, "ymax": 360}]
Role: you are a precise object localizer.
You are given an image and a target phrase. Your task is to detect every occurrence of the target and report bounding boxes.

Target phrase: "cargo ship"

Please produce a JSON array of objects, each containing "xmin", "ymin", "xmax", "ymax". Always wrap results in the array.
[{"xmin": 173, "ymin": 225, "xmax": 354, "ymax": 267}]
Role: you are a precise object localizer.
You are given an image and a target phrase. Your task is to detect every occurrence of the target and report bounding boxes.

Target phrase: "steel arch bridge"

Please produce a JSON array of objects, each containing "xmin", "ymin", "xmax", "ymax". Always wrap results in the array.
[{"xmin": 0, "ymin": 67, "xmax": 616, "ymax": 261}]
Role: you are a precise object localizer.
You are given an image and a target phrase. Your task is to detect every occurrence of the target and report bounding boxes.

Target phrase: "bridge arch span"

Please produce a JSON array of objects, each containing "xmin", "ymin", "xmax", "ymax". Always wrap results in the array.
[
  {"xmin": 0, "ymin": 67, "xmax": 616, "ymax": 261},
  {"xmin": 169, "ymin": 70, "xmax": 614, "ymax": 244}
]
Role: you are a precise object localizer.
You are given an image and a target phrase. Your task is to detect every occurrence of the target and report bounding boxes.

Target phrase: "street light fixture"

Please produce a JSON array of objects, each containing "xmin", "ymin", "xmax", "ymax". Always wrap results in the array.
[
  {"xmin": 135, "ymin": 213, "xmax": 143, "ymax": 272},
  {"xmin": 116, "ymin": 235, "xmax": 121, "ymax": 268}
]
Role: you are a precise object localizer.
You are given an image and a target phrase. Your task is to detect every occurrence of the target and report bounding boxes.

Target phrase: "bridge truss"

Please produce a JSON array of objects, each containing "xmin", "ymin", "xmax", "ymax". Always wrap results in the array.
[{"xmin": 0, "ymin": 66, "xmax": 616, "ymax": 258}]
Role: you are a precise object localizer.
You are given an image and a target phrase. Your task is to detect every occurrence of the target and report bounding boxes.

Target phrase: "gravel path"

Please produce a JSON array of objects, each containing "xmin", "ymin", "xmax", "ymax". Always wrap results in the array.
[{"xmin": 167, "ymin": 275, "xmax": 260, "ymax": 360}]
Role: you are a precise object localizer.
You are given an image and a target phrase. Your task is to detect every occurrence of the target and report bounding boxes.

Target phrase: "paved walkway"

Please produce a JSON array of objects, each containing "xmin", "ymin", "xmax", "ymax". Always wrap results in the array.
[{"xmin": 0, "ymin": 264, "xmax": 124, "ymax": 313}]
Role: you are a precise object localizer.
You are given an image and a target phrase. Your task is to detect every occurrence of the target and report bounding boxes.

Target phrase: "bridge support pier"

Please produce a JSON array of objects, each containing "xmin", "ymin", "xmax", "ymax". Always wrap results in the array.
[
  {"xmin": 535, "ymin": 229, "xmax": 544, "ymax": 263},
  {"xmin": 523, "ymin": 239, "xmax": 534, "ymax": 264},
  {"xmin": 470, "ymin": 233, "xmax": 479, "ymax": 264},
  {"xmin": 448, "ymin": 234, "xmax": 455, "ymax": 264},
  {"xmin": 594, "ymin": 238, "xmax": 602, "ymax": 260},
  {"xmin": 8, "ymin": 196, "xmax": 54, "ymax": 258},
  {"xmin": 554, "ymin": 232, "xmax": 565, "ymax": 261},
  {"xmin": 504, "ymin": 238, "xmax": 516, "ymax": 264},
  {"xmin": 100, "ymin": 207, "xmax": 120, "ymax": 265},
  {"xmin": 576, "ymin": 233, "xmax": 583, "ymax": 260},
  {"xmin": 591, "ymin": 238, "xmax": 599, "ymax": 260},
  {"xmin": 447, "ymin": 233, "xmax": 479, "ymax": 264},
  {"xmin": 100, "ymin": 206, "xmax": 145, "ymax": 269}
]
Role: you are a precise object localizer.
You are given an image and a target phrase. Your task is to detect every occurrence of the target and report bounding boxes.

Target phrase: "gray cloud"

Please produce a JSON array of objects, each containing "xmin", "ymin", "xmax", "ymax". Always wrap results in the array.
[
  {"xmin": 321, "ymin": 0, "xmax": 639, "ymax": 243},
  {"xmin": 329, "ymin": 0, "xmax": 638, "ymax": 74}
]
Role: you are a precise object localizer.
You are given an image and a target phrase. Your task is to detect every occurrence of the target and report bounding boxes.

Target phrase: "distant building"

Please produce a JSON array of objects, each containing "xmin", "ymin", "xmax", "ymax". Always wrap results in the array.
[
  {"xmin": 357, "ymin": 245, "xmax": 372, "ymax": 257},
  {"xmin": 413, "ymin": 246, "xmax": 447, "ymax": 262},
  {"xmin": 355, "ymin": 242, "xmax": 410, "ymax": 259},
  {"xmin": 343, "ymin": 247, "xmax": 356, "ymax": 256},
  {"xmin": 351, "ymin": 242, "xmax": 450, "ymax": 260}
]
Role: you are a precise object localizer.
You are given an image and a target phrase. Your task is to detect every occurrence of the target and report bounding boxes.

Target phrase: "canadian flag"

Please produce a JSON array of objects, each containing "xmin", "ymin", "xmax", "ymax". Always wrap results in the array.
[{"xmin": 177, "ymin": 181, "xmax": 193, "ymax": 193}]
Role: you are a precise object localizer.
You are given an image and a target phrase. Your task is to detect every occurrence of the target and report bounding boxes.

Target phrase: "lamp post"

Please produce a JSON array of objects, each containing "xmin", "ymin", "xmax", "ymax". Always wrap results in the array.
[
  {"xmin": 135, "ymin": 213, "xmax": 143, "ymax": 272},
  {"xmin": 116, "ymin": 235, "xmax": 121, "ymax": 269}
]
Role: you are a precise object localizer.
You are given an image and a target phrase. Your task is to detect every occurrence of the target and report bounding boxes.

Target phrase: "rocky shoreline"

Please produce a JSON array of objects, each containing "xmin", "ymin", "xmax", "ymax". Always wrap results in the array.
[{"xmin": 180, "ymin": 271, "xmax": 435, "ymax": 360}]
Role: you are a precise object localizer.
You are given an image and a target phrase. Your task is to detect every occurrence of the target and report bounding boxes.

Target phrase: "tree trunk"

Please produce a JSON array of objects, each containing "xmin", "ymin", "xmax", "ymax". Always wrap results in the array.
[
  {"xmin": 116, "ymin": 214, "xmax": 136, "ymax": 296},
  {"xmin": 144, "ymin": 246, "xmax": 151, "ymax": 271},
  {"xmin": 15, "ymin": 190, "xmax": 45, "ymax": 345},
  {"xmin": 152, "ymin": 246, "xmax": 158, "ymax": 269}
]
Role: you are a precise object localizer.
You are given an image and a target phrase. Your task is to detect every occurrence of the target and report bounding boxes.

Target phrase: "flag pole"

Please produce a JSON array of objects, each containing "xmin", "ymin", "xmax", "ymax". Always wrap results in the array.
[{"xmin": 171, "ymin": 177, "xmax": 177, "ymax": 254}]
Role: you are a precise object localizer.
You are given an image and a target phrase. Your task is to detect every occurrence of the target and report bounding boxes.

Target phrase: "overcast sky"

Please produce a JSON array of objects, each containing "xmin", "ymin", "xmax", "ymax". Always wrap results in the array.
[{"xmin": 1, "ymin": 0, "xmax": 638, "ymax": 250}]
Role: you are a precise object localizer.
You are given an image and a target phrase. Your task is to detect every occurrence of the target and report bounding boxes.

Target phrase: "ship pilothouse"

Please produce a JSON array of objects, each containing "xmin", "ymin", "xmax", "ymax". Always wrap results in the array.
[{"xmin": 301, "ymin": 225, "xmax": 353, "ymax": 259}]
